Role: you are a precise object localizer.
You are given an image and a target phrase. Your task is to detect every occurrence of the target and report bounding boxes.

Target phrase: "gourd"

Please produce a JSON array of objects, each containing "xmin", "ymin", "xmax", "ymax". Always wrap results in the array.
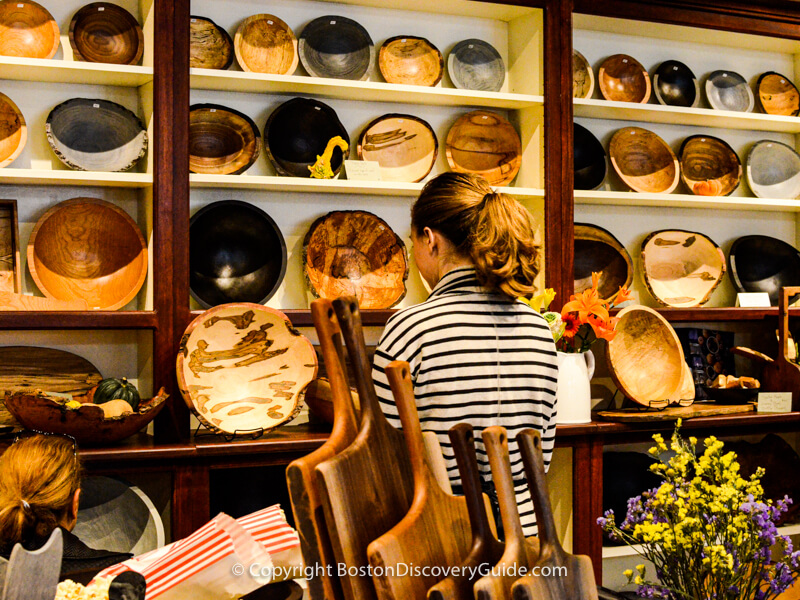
[
  {"xmin": 100, "ymin": 399, "xmax": 134, "ymax": 419},
  {"xmin": 93, "ymin": 377, "xmax": 140, "ymax": 411}
]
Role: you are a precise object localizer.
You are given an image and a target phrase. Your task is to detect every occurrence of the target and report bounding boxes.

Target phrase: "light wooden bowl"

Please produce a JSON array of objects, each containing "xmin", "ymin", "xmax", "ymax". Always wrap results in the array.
[
  {"xmin": 27, "ymin": 198, "xmax": 148, "ymax": 310},
  {"xmin": 641, "ymin": 229, "xmax": 725, "ymax": 307},
  {"xmin": 598, "ymin": 54, "xmax": 651, "ymax": 103},
  {"xmin": 445, "ymin": 110, "xmax": 521, "ymax": 186},
  {"xmin": 572, "ymin": 50, "xmax": 594, "ymax": 99},
  {"xmin": 705, "ymin": 70, "xmax": 754, "ymax": 112},
  {"xmin": 234, "ymin": 13, "xmax": 298, "ymax": 75},
  {"xmin": 606, "ymin": 305, "xmax": 686, "ymax": 406},
  {"xmin": 0, "ymin": 0, "xmax": 59, "ymax": 59},
  {"xmin": 679, "ymin": 134, "xmax": 741, "ymax": 196},
  {"xmin": 574, "ymin": 122, "xmax": 606, "ymax": 190},
  {"xmin": 746, "ymin": 140, "xmax": 800, "ymax": 200},
  {"xmin": 357, "ymin": 113, "xmax": 437, "ymax": 183},
  {"xmin": 378, "ymin": 36, "xmax": 442, "ymax": 86},
  {"xmin": 298, "ymin": 15, "xmax": 373, "ymax": 81},
  {"xmin": 448, "ymin": 39, "xmax": 505, "ymax": 92},
  {"xmin": 574, "ymin": 223, "xmax": 632, "ymax": 302},
  {"xmin": 69, "ymin": 2, "xmax": 143, "ymax": 65},
  {"xmin": 189, "ymin": 104, "xmax": 261, "ymax": 175},
  {"xmin": 190, "ymin": 15, "xmax": 233, "ymax": 70},
  {"xmin": 609, "ymin": 126, "xmax": 679, "ymax": 194},
  {"xmin": 0, "ymin": 91, "xmax": 25, "ymax": 168},
  {"xmin": 303, "ymin": 210, "xmax": 408, "ymax": 309},
  {"xmin": 176, "ymin": 303, "xmax": 318, "ymax": 436},
  {"xmin": 45, "ymin": 98, "xmax": 147, "ymax": 172},
  {"xmin": 729, "ymin": 235, "xmax": 800, "ymax": 305},
  {"xmin": 756, "ymin": 71, "xmax": 800, "ymax": 116},
  {"xmin": 653, "ymin": 60, "xmax": 698, "ymax": 107}
]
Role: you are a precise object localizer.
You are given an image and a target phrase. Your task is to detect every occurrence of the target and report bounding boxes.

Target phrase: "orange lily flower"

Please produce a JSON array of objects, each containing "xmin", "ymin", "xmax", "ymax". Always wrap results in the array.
[
  {"xmin": 588, "ymin": 314, "xmax": 616, "ymax": 341},
  {"xmin": 612, "ymin": 286, "xmax": 634, "ymax": 306},
  {"xmin": 561, "ymin": 286, "xmax": 609, "ymax": 323}
]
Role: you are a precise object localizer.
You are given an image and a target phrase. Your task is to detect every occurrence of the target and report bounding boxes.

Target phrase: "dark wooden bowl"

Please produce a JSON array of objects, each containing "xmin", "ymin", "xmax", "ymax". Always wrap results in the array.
[
  {"xmin": 0, "ymin": 0, "xmax": 59, "ymax": 59},
  {"xmin": 0, "ymin": 91, "xmax": 25, "ymax": 168},
  {"xmin": 653, "ymin": 60, "xmax": 698, "ymax": 107},
  {"xmin": 574, "ymin": 223, "xmax": 632, "ymax": 301},
  {"xmin": 189, "ymin": 104, "xmax": 261, "ymax": 175},
  {"xmin": 69, "ymin": 3, "xmax": 143, "ymax": 65},
  {"xmin": 445, "ymin": 110, "xmax": 521, "ymax": 186},
  {"xmin": 609, "ymin": 126, "xmax": 679, "ymax": 194},
  {"xmin": 641, "ymin": 229, "xmax": 725, "ymax": 307},
  {"xmin": 357, "ymin": 113, "xmax": 437, "ymax": 183},
  {"xmin": 189, "ymin": 200, "xmax": 286, "ymax": 308},
  {"xmin": 746, "ymin": 140, "xmax": 800, "ymax": 199},
  {"xmin": 598, "ymin": 54, "xmax": 651, "ymax": 103},
  {"xmin": 572, "ymin": 50, "xmax": 594, "ymax": 99},
  {"xmin": 303, "ymin": 210, "xmax": 408, "ymax": 309},
  {"xmin": 729, "ymin": 235, "xmax": 800, "ymax": 305},
  {"xmin": 176, "ymin": 303, "xmax": 317, "ymax": 436},
  {"xmin": 703, "ymin": 386, "xmax": 758, "ymax": 405},
  {"xmin": 679, "ymin": 134, "xmax": 741, "ymax": 196},
  {"xmin": 705, "ymin": 70, "xmax": 754, "ymax": 112},
  {"xmin": 190, "ymin": 15, "xmax": 233, "ymax": 70},
  {"xmin": 298, "ymin": 15, "xmax": 373, "ymax": 81},
  {"xmin": 378, "ymin": 36, "xmax": 442, "ymax": 87},
  {"xmin": 45, "ymin": 98, "xmax": 147, "ymax": 172},
  {"xmin": 264, "ymin": 97, "xmax": 349, "ymax": 178},
  {"xmin": 756, "ymin": 71, "xmax": 800, "ymax": 116},
  {"xmin": 234, "ymin": 13, "xmax": 298, "ymax": 75},
  {"xmin": 574, "ymin": 122, "xmax": 606, "ymax": 190},
  {"xmin": 28, "ymin": 198, "xmax": 148, "ymax": 310},
  {"xmin": 447, "ymin": 39, "xmax": 505, "ymax": 92}
]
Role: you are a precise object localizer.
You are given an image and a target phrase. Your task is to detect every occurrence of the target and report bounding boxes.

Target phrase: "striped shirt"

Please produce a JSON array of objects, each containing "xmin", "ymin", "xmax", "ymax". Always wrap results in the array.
[{"xmin": 372, "ymin": 267, "xmax": 558, "ymax": 536}]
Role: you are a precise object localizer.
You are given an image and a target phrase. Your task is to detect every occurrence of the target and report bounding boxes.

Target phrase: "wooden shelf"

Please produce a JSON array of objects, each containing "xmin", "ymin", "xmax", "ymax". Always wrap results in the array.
[
  {"xmin": 575, "ymin": 190, "xmax": 800, "ymax": 212},
  {"xmin": 0, "ymin": 311, "xmax": 158, "ymax": 330},
  {"xmin": 0, "ymin": 169, "xmax": 152, "ymax": 188},
  {"xmin": 608, "ymin": 307, "xmax": 800, "ymax": 322},
  {"xmin": 0, "ymin": 56, "xmax": 153, "ymax": 87},
  {"xmin": 189, "ymin": 308, "xmax": 397, "ymax": 328}
]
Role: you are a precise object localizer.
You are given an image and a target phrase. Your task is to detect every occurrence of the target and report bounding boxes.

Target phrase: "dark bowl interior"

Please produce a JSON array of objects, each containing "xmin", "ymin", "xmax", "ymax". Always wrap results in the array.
[
  {"xmin": 653, "ymin": 60, "xmax": 697, "ymax": 107},
  {"xmin": 574, "ymin": 122, "xmax": 606, "ymax": 190},
  {"xmin": 706, "ymin": 70, "xmax": 753, "ymax": 112},
  {"xmin": 189, "ymin": 201, "xmax": 287, "ymax": 307},
  {"xmin": 574, "ymin": 223, "xmax": 632, "ymax": 300},
  {"xmin": 298, "ymin": 15, "xmax": 373, "ymax": 80},
  {"xmin": 703, "ymin": 386, "xmax": 758, "ymax": 405},
  {"xmin": 448, "ymin": 38, "xmax": 505, "ymax": 92},
  {"xmin": 729, "ymin": 235, "xmax": 800, "ymax": 305},
  {"xmin": 189, "ymin": 104, "xmax": 260, "ymax": 175}
]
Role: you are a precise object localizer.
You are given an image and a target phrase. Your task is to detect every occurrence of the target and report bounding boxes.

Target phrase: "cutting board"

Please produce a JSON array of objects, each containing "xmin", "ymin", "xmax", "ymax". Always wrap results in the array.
[{"xmin": 597, "ymin": 402, "xmax": 754, "ymax": 422}]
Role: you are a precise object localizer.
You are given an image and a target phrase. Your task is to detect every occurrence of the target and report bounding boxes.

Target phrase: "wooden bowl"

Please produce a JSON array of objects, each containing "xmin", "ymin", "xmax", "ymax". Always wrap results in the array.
[
  {"xmin": 303, "ymin": 210, "xmax": 408, "ymax": 309},
  {"xmin": 598, "ymin": 54, "xmax": 651, "ymax": 103},
  {"xmin": 176, "ymin": 303, "xmax": 318, "ymax": 436},
  {"xmin": 746, "ymin": 140, "xmax": 800, "ymax": 199},
  {"xmin": 190, "ymin": 15, "xmax": 233, "ymax": 70},
  {"xmin": 357, "ymin": 113, "xmax": 437, "ymax": 183},
  {"xmin": 641, "ymin": 229, "xmax": 725, "ymax": 307},
  {"xmin": 189, "ymin": 200, "xmax": 286, "ymax": 308},
  {"xmin": 653, "ymin": 60, "xmax": 698, "ymax": 107},
  {"xmin": 574, "ymin": 122, "xmax": 606, "ymax": 190},
  {"xmin": 0, "ymin": 0, "xmax": 59, "ymax": 59},
  {"xmin": 234, "ymin": 13, "xmax": 297, "ymax": 75},
  {"xmin": 609, "ymin": 127, "xmax": 679, "ymax": 194},
  {"xmin": 298, "ymin": 15, "xmax": 373, "ymax": 81},
  {"xmin": 574, "ymin": 224, "xmax": 632, "ymax": 302},
  {"xmin": 0, "ymin": 91, "xmax": 26, "ymax": 168},
  {"xmin": 189, "ymin": 104, "xmax": 261, "ymax": 175},
  {"xmin": 572, "ymin": 50, "xmax": 594, "ymax": 99},
  {"xmin": 264, "ymin": 97, "xmax": 349, "ymax": 178},
  {"xmin": 729, "ymin": 235, "xmax": 800, "ymax": 305},
  {"xmin": 27, "ymin": 198, "xmax": 148, "ymax": 311},
  {"xmin": 606, "ymin": 305, "xmax": 686, "ymax": 406},
  {"xmin": 45, "ymin": 98, "xmax": 147, "ymax": 172},
  {"xmin": 448, "ymin": 39, "xmax": 505, "ymax": 93},
  {"xmin": 679, "ymin": 134, "xmax": 741, "ymax": 196},
  {"xmin": 69, "ymin": 3, "xmax": 143, "ymax": 65},
  {"xmin": 757, "ymin": 71, "xmax": 800, "ymax": 116},
  {"xmin": 705, "ymin": 70, "xmax": 754, "ymax": 112},
  {"xmin": 378, "ymin": 36, "xmax": 443, "ymax": 87},
  {"xmin": 445, "ymin": 110, "xmax": 521, "ymax": 186}
]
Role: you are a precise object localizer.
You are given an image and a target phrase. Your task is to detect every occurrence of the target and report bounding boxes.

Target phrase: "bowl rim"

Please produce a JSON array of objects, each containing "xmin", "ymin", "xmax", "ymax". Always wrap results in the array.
[
  {"xmin": 356, "ymin": 112, "xmax": 438, "ymax": 183},
  {"xmin": 298, "ymin": 14, "xmax": 374, "ymax": 81},
  {"xmin": 0, "ymin": 91, "xmax": 26, "ymax": 168},
  {"xmin": 571, "ymin": 49, "xmax": 594, "ymax": 99},
  {"xmin": 233, "ymin": 13, "xmax": 298, "ymax": 75},
  {"xmin": 189, "ymin": 103, "xmax": 262, "ymax": 175},
  {"xmin": 728, "ymin": 234, "xmax": 800, "ymax": 299},
  {"xmin": 652, "ymin": 59, "xmax": 699, "ymax": 108},
  {"xmin": 378, "ymin": 35, "xmax": 443, "ymax": 86},
  {"xmin": 704, "ymin": 69, "xmax": 754, "ymax": 112},
  {"xmin": 190, "ymin": 14, "xmax": 234, "ymax": 70},
  {"xmin": 0, "ymin": 0, "xmax": 60, "ymax": 59},
  {"xmin": 447, "ymin": 38, "xmax": 506, "ymax": 92},
  {"xmin": 445, "ymin": 109, "xmax": 521, "ymax": 186},
  {"xmin": 745, "ymin": 139, "xmax": 800, "ymax": 200},
  {"xmin": 574, "ymin": 222, "xmax": 633, "ymax": 298},
  {"xmin": 597, "ymin": 53, "xmax": 651, "ymax": 103},
  {"xmin": 678, "ymin": 133, "xmax": 742, "ymax": 196},
  {"xmin": 68, "ymin": 2, "xmax": 144, "ymax": 66},
  {"xmin": 608, "ymin": 126, "xmax": 680, "ymax": 194},
  {"xmin": 756, "ymin": 70, "xmax": 800, "ymax": 116}
]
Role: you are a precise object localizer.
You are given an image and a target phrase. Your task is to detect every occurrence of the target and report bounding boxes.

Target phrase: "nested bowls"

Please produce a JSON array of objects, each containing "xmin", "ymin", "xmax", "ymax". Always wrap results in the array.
[
  {"xmin": 190, "ymin": 15, "xmax": 233, "ymax": 70},
  {"xmin": 729, "ymin": 235, "xmax": 800, "ymax": 305},
  {"xmin": 679, "ymin": 135, "xmax": 741, "ymax": 196},
  {"xmin": 176, "ymin": 303, "xmax": 318, "ymax": 436},
  {"xmin": 234, "ymin": 14, "xmax": 297, "ymax": 75},
  {"xmin": 298, "ymin": 15, "xmax": 373, "ymax": 81},
  {"xmin": 189, "ymin": 104, "xmax": 261, "ymax": 175},
  {"xmin": 445, "ymin": 110, "xmax": 521, "ymax": 186},
  {"xmin": 303, "ymin": 210, "xmax": 408, "ymax": 309},
  {"xmin": 379, "ymin": 36, "xmax": 442, "ymax": 87},
  {"xmin": 572, "ymin": 50, "xmax": 594, "ymax": 99},
  {"xmin": 746, "ymin": 140, "xmax": 800, "ymax": 199},
  {"xmin": 756, "ymin": 72, "xmax": 800, "ymax": 116},
  {"xmin": 0, "ymin": 91, "xmax": 25, "ymax": 168},
  {"xmin": 27, "ymin": 198, "xmax": 148, "ymax": 310},
  {"xmin": 0, "ymin": 0, "xmax": 59, "ymax": 59},
  {"xmin": 705, "ymin": 70, "xmax": 754, "ymax": 112},
  {"xmin": 69, "ymin": 3, "xmax": 143, "ymax": 65},
  {"xmin": 641, "ymin": 229, "xmax": 725, "ymax": 308},
  {"xmin": 653, "ymin": 60, "xmax": 698, "ymax": 107},
  {"xmin": 574, "ymin": 224, "xmax": 632, "ymax": 302},
  {"xmin": 357, "ymin": 114, "xmax": 437, "ymax": 183},
  {"xmin": 598, "ymin": 54, "xmax": 651, "ymax": 103},
  {"xmin": 609, "ymin": 127, "xmax": 679, "ymax": 194},
  {"xmin": 189, "ymin": 200, "xmax": 286, "ymax": 308},
  {"xmin": 574, "ymin": 122, "xmax": 606, "ymax": 190},
  {"xmin": 448, "ymin": 39, "xmax": 505, "ymax": 93}
]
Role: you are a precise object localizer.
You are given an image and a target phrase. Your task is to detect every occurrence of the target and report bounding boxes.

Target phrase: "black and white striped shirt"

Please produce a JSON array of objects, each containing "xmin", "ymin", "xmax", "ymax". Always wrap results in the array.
[{"xmin": 372, "ymin": 267, "xmax": 558, "ymax": 536}]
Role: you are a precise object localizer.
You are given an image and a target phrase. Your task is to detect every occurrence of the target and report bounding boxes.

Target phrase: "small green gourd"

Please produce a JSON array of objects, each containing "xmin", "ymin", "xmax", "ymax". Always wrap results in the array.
[{"xmin": 93, "ymin": 377, "xmax": 140, "ymax": 411}]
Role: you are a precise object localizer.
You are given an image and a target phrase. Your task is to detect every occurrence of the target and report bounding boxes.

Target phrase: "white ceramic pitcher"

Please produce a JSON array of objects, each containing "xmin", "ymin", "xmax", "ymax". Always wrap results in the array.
[{"xmin": 555, "ymin": 350, "xmax": 595, "ymax": 424}]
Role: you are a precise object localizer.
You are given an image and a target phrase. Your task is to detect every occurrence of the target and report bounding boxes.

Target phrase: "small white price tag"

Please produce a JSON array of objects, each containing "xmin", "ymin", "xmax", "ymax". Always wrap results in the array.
[
  {"xmin": 736, "ymin": 292, "xmax": 771, "ymax": 307},
  {"xmin": 343, "ymin": 160, "xmax": 381, "ymax": 181},
  {"xmin": 757, "ymin": 392, "xmax": 793, "ymax": 413}
]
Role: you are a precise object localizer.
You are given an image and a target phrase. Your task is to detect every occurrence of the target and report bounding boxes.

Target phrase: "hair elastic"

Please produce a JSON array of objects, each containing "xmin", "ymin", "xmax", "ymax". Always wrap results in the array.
[{"xmin": 21, "ymin": 500, "xmax": 30, "ymax": 510}]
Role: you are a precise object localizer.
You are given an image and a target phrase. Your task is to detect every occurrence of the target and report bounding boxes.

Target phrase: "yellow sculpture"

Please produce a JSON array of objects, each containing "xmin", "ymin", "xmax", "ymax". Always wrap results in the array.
[{"xmin": 309, "ymin": 136, "xmax": 349, "ymax": 179}]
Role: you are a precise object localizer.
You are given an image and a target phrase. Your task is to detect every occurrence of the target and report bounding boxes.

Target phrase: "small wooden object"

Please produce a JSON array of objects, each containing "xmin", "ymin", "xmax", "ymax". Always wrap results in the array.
[
  {"xmin": 449, "ymin": 39, "xmax": 505, "ymax": 93},
  {"xmin": 728, "ymin": 235, "xmax": 800, "ymax": 305},
  {"xmin": 2, "ymin": 527, "xmax": 61, "ymax": 600},
  {"xmin": 756, "ymin": 72, "xmax": 800, "ymax": 116},
  {"xmin": 190, "ymin": 15, "xmax": 233, "ymax": 70},
  {"xmin": 357, "ymin": 113, "xmax": 437, "ymax": 183},
  {"xmin": 573, "ymin": 123, "xmax": 606, "ymax": 190},
  {"xmin": 0, "ymin": 92, "xmax": 25, "ymax": 168},
  {"xmin": 69, "ymin": 2, "xmax": 144, "ymax": 65},
  {"xmin": 705, "ymin": 70, "xmax": 754, "ymax": 113},
  {"xmin": 679, "ymin": 134, "xmax": 741, "ymax": 196},
  {"xmin": 574, "ymin": 223, "xmax": 632, "ymax": 302},
  {"xmin": 653, "ymin": 60, "xmax": 698, "ymax": 108},
  {"xmin": 445, "ymin": 110, "xmax": 521, "ymax": 186},
  {"xmin": 298, "ymin": 15, "xmax": 374, "ymax": 81},
  {"xmin": 0, "ymin": 200, "xmax": 20, "ymax": 293},
  {"xmin": 234, "ymin": 14, "xmax": 298, "ymax": 75},
  {"xmin": 189, "ymin": 104, "xmax": 261, "ymax": 175},
  {"xmin": 598, "ymin": 54, "xmax": 651, "ymax": 103},
  {"xmin": 746, "ymin": 140, "xmax": 800, "ymax": 200},
  {"xmin": 572, "ymin": 50, "xmax": 594, "ymax": 99},
  {"xmin": 0, "ymin": 0, "xmax": 59, "ymax": 59},
  {"xmin": 378, "ymin": 36, "xmax": 443, "ymax": 87},
  {"xmin": 609, "ymin": 126, "xmax": 679, "ymax": 194},
  {"xmin": 596, "ymin": 402, "xmax": 754, "ymax": 422}
]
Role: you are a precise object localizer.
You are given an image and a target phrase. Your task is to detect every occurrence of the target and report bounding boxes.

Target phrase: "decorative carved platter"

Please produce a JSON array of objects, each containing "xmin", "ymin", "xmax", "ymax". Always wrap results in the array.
[
  {"xmin": 234, "ymin": 13, "xmax": 298, "ymax": 75},
  {"xmin": 379, "ymin": 36, "xmax": 443, "ymax": 87},
  {"xmin": 609, "ymin": 126, "xmax": 679, "ymax": 194},
  {"xmin": 190, "ymin": 15, "xmax": 233, "ymax": 70},
  {"xmin": 598, "ymin": 53, "xmax": 651, "ymax": 103},
  {"xmin": 189, "ymin": 104, "xmax": 261, "ymax": 175},
  {"xmin": 69, "ymin": 2, "xmax": 143, "ymax": 65},
  {"xmin": 0, "ymin": 0, "xmax": 59, "ymax": 59},
  {"xmin": 357, "ymin": 113, "xmax": 437, "ymax": 183},
  {"xmin": 679, "ymin": 134, "xmax": 741, "ymax": 196},
  {"xmin": 445, "ymin": 110, "xmax": 521, "ymax": 186}
]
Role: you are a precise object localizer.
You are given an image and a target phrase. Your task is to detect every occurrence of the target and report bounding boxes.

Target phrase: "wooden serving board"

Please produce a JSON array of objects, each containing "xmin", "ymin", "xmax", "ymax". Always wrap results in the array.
[{"xmin": 596, "ymin": 402, "xmax": 755, "ymax": 423}]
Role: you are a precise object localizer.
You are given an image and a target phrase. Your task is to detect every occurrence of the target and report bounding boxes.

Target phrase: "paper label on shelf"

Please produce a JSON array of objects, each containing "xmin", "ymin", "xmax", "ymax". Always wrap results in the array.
[
  {"xmin": 30, "ymin": 160, "xmax": 52, "ymax": 170},
  {"xmin": 343, "ymin": 160, "xmax": 381, "ymax": 181},
  {"xmin": 736, "ymin": 292, "xmax": 771, "ymax": 307},
  {"xmin": 757, "ymin": 392, "xmax": 792, "ymax": 413}
]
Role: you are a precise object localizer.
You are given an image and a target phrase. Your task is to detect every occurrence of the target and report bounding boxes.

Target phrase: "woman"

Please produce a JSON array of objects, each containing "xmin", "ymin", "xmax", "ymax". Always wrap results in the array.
[{"xmin": 372, "ymin": 172, "xmax": 558, "ymax": 537}]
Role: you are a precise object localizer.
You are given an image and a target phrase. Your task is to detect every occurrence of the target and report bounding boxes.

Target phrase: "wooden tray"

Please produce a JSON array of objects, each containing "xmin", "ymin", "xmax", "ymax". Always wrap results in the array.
[
  {"xmin": 445, "ymin": 110, "xmax": 521, "ymax": 186},
  {"xmin": 0, "ymin": 0, "xmax": 59, "ymax": 59},
  {"xmin": 69, "ymin": 2, "xmax": 144, "ymax": 65},
  {"xmin": 597, "ymin": 402, "xmax": 755, "ymax": 422},
  {"xmin": 190, "ymin": 15, "xmax": 233, "ymax": 70}
]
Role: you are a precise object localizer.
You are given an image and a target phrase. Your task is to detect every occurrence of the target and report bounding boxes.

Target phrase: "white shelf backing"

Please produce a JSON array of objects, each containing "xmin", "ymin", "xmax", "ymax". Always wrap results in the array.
[
  {"xmin": 0, "ymin": 169, "xmax": 152, "ymax": 188},
  {"xmin": 0, "ymin": 56, "xmax": 152, "ymax": 87},
  {"xmin": 575, "ymin": 190, "xmax": 800, "ymax": 212}
]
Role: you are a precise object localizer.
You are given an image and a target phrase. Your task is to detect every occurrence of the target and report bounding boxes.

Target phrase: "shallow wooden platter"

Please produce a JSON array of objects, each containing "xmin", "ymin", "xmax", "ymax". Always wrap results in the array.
[
  {"xmin": 357, "ymin": 113, "xmax": 437, "ymax": 183},
  {"xmin": 0, "ymin": 0, "xmax": 59, "ymax": 59},
  {"xmin": 597, "ymin": 402, "xmax": 754, "ymax": 422},
  {"xmin": 445, "ymin": 110, "xmax": 521, "ymax": 186},
  {"xmin": 234, "ymin": 13, "xmax": 298, "ymax": 75},
  {"xmin": 379, "ymin": 35, "xmax": 442, "ymax": 87},
  {"xmin": 69, "ymin": 2, "xmax": 143, "ymax": 65},
  {"xmin": 190, "ymin": 15, "xmax": 233, "ymax": 70}
]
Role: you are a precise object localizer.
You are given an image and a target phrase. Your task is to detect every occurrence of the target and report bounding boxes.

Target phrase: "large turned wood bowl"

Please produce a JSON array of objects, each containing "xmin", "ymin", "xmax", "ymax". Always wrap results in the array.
[
  {"xmin": 598, "ymin": 54, "xmax": 651, "ymax": 103},
  {"xmin": 641, "ymin": 229, "xmax": 725, "ymax": 308},
  {"xmin": 234, "ymin": 13, "xmax": 297, "ymax": 75},
  {"xmin": 445, "ymin": 110, "xmax": 521, "ymax": 186},
  {"xmin": 298, "ymin": 15, "xmax": 373, "ymax": 81},
  {"xmin": 609, "ymin": 126, "xmax": 679, "ymax": 194},
  {"xmin": 27, "ymin": 198, "xmax": 148, "ymax": 310},
  {"xmin": 0, "ymin": 91, "xmax": 26, "ymax": 168},
  {"xmin": 68, "ymin": 3, "xmax": 143, "ymax": 65},
  {"xmin": 379, "ymin": 36, "xmax": 442, "ymax": 87},
  {"xmin": 729, "ymin": 235, "xmax": 800, "ymax": 305},
  {"xmin": 756, "ymin": 72, "xmax": 800, "ymax": 116},
  {"xmin": 176, "ymin": 303, "xmax": 318, "ymax": 436},
  {"xmin": 447, "ymin": 39, "xmax": 505, "ymax": 92},
  {"xmin": 746, "ymin": 140, "xmax": 800, "ymax": 200},
  {"xmin": 679, "ymin": 134, "xmax": 741, "ymax": 196},
  {"xmin": 357, "ymin": 113, "xmax": 437, "ymax": 183},
  {"xmin": 0, "ymin": 0, "xmax": 59, "ymax": 59},
  {"xmin": 705, "ymin": 70, "xmax": 754, "ymax": 112},
  {"xmin": 190, "ymin": 15, "xmax": 233, "ymax": 70},
  {"xmin": 303, "ymin": 210, "xmax": 408, "ymax": 309},
  {"xmin": 653, "ymin": 60, "xmax": 698, "ymax": 107},
  {"xmin": 189, "ymin": 104, "xmax": 261, "ymax": 175},
  {"xmin": 574, "ymin": 122, "xmax": 606, "ymax": 190},
  {"xmin": 189, "ymin": 200, "xmax": 286, "ymax": 308},
  {"xmin": 572, "ymin": 50, "xmax": 594, "ymax": 99},
  {"xmin": 45, "ymin": 98, "xmax": 147, "ymax": 172},
  {"xmin": 574, "ymin": 224, "xmax": 632, "ymax": 302}
]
